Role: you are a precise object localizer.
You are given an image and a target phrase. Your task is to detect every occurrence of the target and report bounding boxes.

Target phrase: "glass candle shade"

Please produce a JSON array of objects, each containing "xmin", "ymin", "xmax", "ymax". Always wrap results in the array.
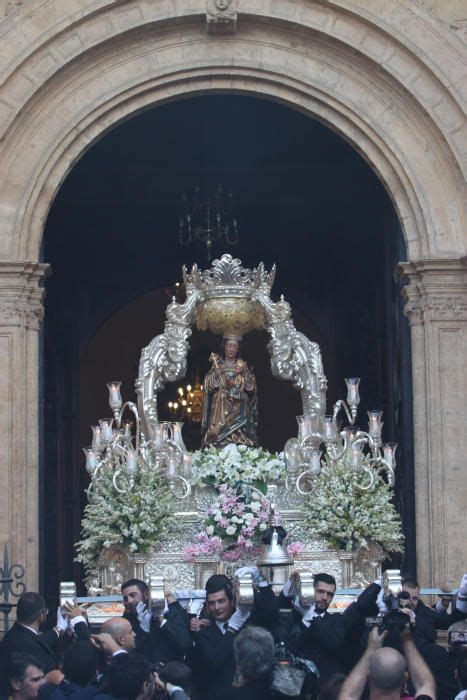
[
  {"xmin": 98, "ymin": 418, "xmax": 114, "ymax": 443},
  {"xmin": 368, "ymin": 410, "xmax": 383, "ymax": 441},
  {"xmin": 383, "ymin": 442, "xmax": 398, "ymax": 468},
  {"xmin": 107, "ymin": 381, "xmax": 122, "ymax": 411},
  {"xmin": 83, "ymin": 447, "xmax": 98, "ymax": 475},
  {"xmin": 345, "ymin": 377, "xmax": 361, "ymax": 407},
  {"xmin": 91, "ymin": 425, "xmax": 102, "ymax": 451}
]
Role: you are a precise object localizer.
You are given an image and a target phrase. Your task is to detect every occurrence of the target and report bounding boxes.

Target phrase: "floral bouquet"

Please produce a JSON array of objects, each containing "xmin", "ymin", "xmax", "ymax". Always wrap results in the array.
[
  {"xmin": 75, "ymin": 460, "xmax": 175, "ymax": 580},
  {"xmin": 303, "ymin": 461, "xmax": 404, "ymax": 555},
  {"xmin": 184, "ymin": 484, "xmax": 271, "ymax": 561},
  {"xmin": 191, "ymin": 443, "xmax": 286, "ymax": 494}
]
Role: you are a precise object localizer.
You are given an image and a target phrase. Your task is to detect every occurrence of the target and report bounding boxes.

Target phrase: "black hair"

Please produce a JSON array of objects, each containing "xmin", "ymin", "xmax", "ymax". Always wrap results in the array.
[
  {"xmin": 121, "ymin": 578, "xmax": 148, "ymax": 595},
  {"xmin": 7, "ymin": 654, "xmax": 43, "ymax": 682},
  {"xmin": 108, "ymin": 653, "xmax": 152, "ymax": 699},
  {"xmin": 314, "ymin": 573, "xmax": 337, "ymax": 589},
  {"xmin": 159, "ymin": 662, "xmax": 192, "ymax": 692},
  {"xmin": 16, "ymin": 592, "xmax": 46, "ymax": 624},
  {"xmin": 205, "ymin": 574, "xmax": 234, "ymax": 601},
  {"xmin": 402, "ymin": 578, "xmax": 420, "ymax": 589},
  {"xmin": 63, "ymin": 641, "xmax": 98, "ymax": 686}
]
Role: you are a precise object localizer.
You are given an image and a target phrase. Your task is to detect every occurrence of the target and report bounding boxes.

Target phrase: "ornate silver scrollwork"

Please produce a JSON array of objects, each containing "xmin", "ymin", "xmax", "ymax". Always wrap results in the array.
[
  {"xmin": 137, "ymin": 254, "xmax": 327, "ymax": 440},
  {"xmin": 136, "ymin": 291, "xmax": 203, "ymax": 439}
]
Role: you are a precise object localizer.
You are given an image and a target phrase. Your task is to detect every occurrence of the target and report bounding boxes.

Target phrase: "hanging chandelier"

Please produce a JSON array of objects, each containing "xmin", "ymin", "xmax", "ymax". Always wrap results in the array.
[
  {"xmin": 178, "ymin": 185, "xmax": 238, "ymax": 261},
  {"xmin": 167, "ymin": 377, "xmax": 203, "ymax": 424},
  {"xmin": 284, "ymin": 377, "xmax": 397, "ymax": 494}
]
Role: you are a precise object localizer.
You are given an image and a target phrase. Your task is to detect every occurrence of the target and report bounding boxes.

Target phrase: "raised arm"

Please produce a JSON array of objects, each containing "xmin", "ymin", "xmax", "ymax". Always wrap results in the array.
[{"xmin": 400, "ymin": 627, "xmax": 436, "ymax": 698}]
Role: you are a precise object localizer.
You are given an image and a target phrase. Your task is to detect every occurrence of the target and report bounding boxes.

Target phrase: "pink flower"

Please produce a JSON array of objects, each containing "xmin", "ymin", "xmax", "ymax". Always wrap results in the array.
[{"xmin": 287, "ymin": 541, "xmax": 304, "ymax": 556}]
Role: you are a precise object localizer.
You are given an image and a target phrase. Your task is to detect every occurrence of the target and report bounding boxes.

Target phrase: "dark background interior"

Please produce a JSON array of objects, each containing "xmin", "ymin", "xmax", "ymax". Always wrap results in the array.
[{"xmin": 41, "ymin": 94, "xmax": 414, "ymax": 600}]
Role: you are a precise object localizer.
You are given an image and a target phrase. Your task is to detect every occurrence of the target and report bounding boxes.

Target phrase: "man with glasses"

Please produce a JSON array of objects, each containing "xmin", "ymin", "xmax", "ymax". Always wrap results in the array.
[{"xmin": 0, "ymin": 592, "xmax": 67, "ymax": 691}]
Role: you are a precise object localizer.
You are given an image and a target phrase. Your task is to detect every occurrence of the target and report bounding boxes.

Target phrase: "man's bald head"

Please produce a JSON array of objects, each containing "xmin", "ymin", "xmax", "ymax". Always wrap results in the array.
[
  {"xmin": 369, "ymin": 648, "xmax": 406, "ymax": 692},
  {"xmin": 101, "ymin": 617, "xmax": 135, "ymax": 651}
]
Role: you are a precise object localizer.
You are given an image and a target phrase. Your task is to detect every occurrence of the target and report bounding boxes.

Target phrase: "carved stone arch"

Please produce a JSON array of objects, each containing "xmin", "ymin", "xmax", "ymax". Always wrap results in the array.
[
  {"xmin": 136, "ymin": 256, "xmax": 327, "ymax": 441},
  {"xmin": 0, "ymin": 0, "xmax": 464, "ymax": 261}
]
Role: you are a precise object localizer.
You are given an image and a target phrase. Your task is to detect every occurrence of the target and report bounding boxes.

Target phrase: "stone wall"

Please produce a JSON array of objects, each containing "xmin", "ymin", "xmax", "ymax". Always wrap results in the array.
[{"xmin": 0, "ymin": 0, "xmax": 465, "ymax": 590}]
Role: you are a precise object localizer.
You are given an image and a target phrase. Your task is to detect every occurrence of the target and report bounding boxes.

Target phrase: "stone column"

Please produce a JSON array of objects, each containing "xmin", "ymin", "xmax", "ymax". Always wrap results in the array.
[
  {"xmin": 400, "ymin": 258, "xmax": 467, "ymax": 588},
  {"xmin": 0, "ymin": 261, "xmax": 48, "ymax": 592}
]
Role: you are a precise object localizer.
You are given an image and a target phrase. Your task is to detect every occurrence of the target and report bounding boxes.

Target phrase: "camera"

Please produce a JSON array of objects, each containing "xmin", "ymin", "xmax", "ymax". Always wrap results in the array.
[
  {"xmin": 366, "ymin": 591, "xmax": 413, "ymax": 635},
  {"xmin": 449, "ymin": 631, "xmax": 467, "ymax": 647}
]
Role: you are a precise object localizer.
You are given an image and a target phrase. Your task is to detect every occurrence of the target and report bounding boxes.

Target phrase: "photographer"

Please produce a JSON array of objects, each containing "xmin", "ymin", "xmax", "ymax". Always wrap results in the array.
[
  {"xmin": 338, "ymin": 624, "xmax": 436, "ymax": 700},
  {"xmin": 400, "ymin": 574, "xmax": 467, "ymax": 639}
]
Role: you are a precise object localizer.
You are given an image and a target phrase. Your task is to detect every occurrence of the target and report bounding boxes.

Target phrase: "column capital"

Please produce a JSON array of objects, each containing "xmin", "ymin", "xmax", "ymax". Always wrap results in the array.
[
  {"xmin": 399, "ymin": 257, "xmax": 467, "ymax": 325},
  {"xmin": 0, "ymin": 261, "xmax": 50, "ymax": 330}
]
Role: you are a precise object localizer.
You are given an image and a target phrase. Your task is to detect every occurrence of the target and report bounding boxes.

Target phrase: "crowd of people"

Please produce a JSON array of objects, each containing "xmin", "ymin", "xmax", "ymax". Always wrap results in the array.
[{"xmin": 0, "ymin": 569, "xmax": 466, "ymax": 700}]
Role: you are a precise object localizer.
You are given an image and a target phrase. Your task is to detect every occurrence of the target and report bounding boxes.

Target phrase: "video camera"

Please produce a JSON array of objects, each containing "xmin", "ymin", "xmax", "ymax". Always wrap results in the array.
[{"xmin": 366, "ymin": 570, "xmax": 413, "ymax": 636}]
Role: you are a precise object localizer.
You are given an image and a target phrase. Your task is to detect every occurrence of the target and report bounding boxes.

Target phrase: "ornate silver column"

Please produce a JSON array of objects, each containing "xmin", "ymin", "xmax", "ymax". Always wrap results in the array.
[
  {"xmin": 0, "ymin": 261, "xmax": 48, "ymax": 592},
  {"xmin": 401, "ymin": 257, "xmax": 467, "ymax": 587}
]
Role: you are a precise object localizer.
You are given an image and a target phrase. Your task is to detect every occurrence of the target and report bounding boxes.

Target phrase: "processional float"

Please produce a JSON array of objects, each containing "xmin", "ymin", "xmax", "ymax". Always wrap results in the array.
[{"xmin": 74, "ymin": 254, "xmax": 401, "ymax": 622}]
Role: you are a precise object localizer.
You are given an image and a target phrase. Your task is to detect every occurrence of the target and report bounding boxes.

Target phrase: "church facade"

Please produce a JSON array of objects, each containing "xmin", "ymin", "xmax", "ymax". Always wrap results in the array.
[{"xmin": 0, "ymin": 0, "xmax": 465, "ymax": 595}]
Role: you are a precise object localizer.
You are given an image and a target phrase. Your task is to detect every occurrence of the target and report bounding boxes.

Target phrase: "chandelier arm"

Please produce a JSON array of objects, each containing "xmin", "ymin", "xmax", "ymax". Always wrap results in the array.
[
  {"xmin": 112, "ymin": 470, "xmax": 127, "ymax": 494},
  {"xmin": 119, "ymin": 401, "xmax": 140, "ymax": 451},
  {"xmin": 356, "ymin": 466, "xmax": 375, "ymax": 491},
  {"xmin": 169, "ymin": 475, "xmax": 191, "ymax": 500},
  {"xmin": 375, "ymin": 457, "xmax": 395, "ymax": 487},
  {"xmin": 295, "ymin": 469, "xmax": 316, "ymax": 496},
  {"xmin": 353, "ymin": 432, "xmax": 379, "ymax": 456},
  {"xmin": 299, "ymin": 434, "xmax": 322, "ymax": 451},
  {"xmin": 332, "ymin": 399, "xmax": 355, "ymax": 426}
]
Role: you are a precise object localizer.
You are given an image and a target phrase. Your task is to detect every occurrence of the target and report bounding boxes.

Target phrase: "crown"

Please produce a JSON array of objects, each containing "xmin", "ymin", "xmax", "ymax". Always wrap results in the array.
[{"xmin": 183, "ymin": 254, "xmax": 276, "ymax": 300}]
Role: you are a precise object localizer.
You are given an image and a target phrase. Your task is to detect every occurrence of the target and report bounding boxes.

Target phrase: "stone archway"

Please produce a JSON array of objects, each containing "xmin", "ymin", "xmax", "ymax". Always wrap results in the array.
[{"xmin": 0, "ymin": 0, "xmax": 465, "ymax": 591}]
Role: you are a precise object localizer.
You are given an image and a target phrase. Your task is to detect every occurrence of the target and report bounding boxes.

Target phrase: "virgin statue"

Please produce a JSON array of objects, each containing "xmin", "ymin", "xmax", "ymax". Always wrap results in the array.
[{"xmin": 201, "ymin": 335, "xmax": 258, "ymax": 448}]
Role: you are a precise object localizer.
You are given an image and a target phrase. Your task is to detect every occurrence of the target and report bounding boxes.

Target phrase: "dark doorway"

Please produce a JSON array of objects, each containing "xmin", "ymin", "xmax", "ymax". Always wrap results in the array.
[{"xmin": 41, "ymin": 94, "xmax": 414, "ymax": 602}]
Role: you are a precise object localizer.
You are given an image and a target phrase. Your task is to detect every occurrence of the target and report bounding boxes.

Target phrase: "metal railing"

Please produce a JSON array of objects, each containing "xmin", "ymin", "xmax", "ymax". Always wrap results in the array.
[{"xmin": 0, "ymin": 544, "xmax": 26, "ymax": 637}]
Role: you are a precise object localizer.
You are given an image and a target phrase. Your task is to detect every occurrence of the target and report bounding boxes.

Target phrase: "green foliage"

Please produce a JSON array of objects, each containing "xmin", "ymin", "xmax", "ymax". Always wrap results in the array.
[
  {"xmin": 303, "ymin": 461, "xmax": 404, "ymax": 554},
  {"xmin": 75, "ymin": 462, "xmax": 175, "ymax": 577}
]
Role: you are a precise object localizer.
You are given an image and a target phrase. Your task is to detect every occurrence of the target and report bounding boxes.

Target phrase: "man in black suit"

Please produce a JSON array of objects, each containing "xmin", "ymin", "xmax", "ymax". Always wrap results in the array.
[
  {"xmin": 190, "ymin": 573, "xmax": 277, "ymax": 700},
  {"xmin": 120, "ymin": 578, "xmax": 192, "ymax": 665},
  {"xmin": 0, "ymin": 592, "xmax": 66, "ymax": 691},
  {"xmin": 278, "ymin": 571, "xmax": 381, "ymax": 685}
]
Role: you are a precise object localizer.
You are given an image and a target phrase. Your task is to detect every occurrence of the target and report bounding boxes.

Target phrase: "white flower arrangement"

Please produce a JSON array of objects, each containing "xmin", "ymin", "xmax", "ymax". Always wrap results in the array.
[
  {"xmin": 75, "ymin": 461, "xmax": 175, "ymax": 580},
  {"xmin": 303, "ymin": 460, "xmax": 404, "ymax": 555},
  {"xmin": 185, "ymin": 443, "xmax": 286, "ymax": 562},
  {"xmin": 191, "ymin": 443, "xmax": 286, "ymax": 491}
]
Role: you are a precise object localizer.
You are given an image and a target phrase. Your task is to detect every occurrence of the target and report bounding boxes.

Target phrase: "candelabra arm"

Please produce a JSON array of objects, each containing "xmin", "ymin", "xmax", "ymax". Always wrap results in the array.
[
  {"xmin": 112, "ymin": 470, "xmax": 128, "ymax": 494},
  {"xmin": 119, "ymin": 401, "xmax": 140, "ymax": 451},
  {"xmin": 332, "ymin": 399, "xmax": 356, "ymax": 425},
  {"xmin": 295, "ymin": 468, "xmax": 316, "ymax": 496}
]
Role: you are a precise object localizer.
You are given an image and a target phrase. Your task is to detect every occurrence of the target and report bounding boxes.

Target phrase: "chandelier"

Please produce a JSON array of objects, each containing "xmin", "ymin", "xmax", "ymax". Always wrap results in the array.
[
  {"xmin": 82, "ymin": 382, "xmax": 192, "ymax": 499},
  {"xmin": 167, "ymin": 378, "xmax": 203, "ymax": 423},
  {"xmin": 178, "ymin": 185, "xmax": 238, "ymax": 261},
  {"xmin": 284, "ymin": 377, "xmax": 397, "ymax": 494}
]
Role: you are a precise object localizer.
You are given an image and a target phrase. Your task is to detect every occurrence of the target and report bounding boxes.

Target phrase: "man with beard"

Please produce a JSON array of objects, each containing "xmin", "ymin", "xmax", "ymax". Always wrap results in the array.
[
  {"xmin": 120, "ymin": 578, "xmax": 191, "ymax": 665},
  {"xmin": 277, "ymin": 572, "xmax": 380, "ymax": 685}
]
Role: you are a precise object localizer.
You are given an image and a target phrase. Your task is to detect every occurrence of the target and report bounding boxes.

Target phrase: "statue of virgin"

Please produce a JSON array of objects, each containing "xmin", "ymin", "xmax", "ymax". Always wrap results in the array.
[{"xmin": 201, "ymin": 335, "xmax": 258, "ymax": 448}]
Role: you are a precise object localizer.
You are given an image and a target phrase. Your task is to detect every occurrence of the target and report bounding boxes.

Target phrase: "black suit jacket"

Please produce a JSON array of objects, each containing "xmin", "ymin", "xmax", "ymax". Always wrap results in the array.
[
  {"xmin": 191, "ymin": 622, "xmax": 236, "ymax": 700},
  {"xmin": 124, "ymin": 601, "xmax": 191, "ymax": 664},
  {"xmin": 0, "ymin": 623, "xmax": 59, "ymax": 692}
]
